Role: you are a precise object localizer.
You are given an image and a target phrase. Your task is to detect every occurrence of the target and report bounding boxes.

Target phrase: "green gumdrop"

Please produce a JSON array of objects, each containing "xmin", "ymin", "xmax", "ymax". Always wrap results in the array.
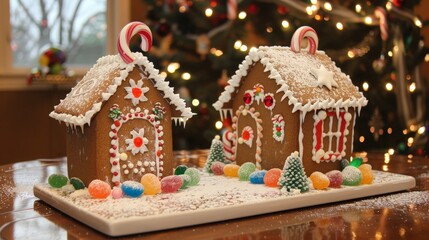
[
  {"xmin": 238, "ymin": 162, "xmax": 257, "ymax": 181},
  {"xmin": 340, "ymin": 159, "xmax": 350, "ymax": 170},
  {"xmin": 70, "ymin": 177, "xmax": 85, "ymax": 190},
  {"xmin": 48, "ymin": 174, "xmax": 69, "ymax": 188},
  {"xmin": 174, "ymin": 165, "xmax": 188, "ymax": 175},
  {"xmin": 179, "ymin": 174, "xmax": 191, "ymax": 189},
  {"xmin": 184, "ymin": 168, "xmax": 200, "ymax": 186},
  {"xmin": 349, "ymin": 157, "xmax": 363, "ymax": 168},
  {"xmin": 342, "ymin": 166, "xmax": 362, "ymax": 186}
]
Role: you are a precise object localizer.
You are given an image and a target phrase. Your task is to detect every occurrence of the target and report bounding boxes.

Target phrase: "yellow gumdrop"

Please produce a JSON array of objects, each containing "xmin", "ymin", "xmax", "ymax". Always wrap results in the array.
[
  {"xmin": 141, "ymin": 173, "xmax": 161, "ymax": 195},
  {"xmin": 359, "ymin": 164, "xmax": 374, "ymax": 184},
  {"xmin": 310, "ymin": 171, "xmax": 330, "ymax": 190},
  {"xmin": 223, "ymin": 164, "xmax": 240, "ymax": 177}
]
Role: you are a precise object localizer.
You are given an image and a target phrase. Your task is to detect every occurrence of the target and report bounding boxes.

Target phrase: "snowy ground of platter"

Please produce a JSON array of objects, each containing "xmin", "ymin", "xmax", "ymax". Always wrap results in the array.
[{"xmin": 34, "ymin": 170, "xmax": 416, "ymax": 236}]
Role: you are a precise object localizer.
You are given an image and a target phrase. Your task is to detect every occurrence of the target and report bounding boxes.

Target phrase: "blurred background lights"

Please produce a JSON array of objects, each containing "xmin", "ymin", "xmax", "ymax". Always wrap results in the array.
[
  {"xmin": 215, "ymin": 121, "xmax": 223, "ymax": 130},
  {"xmin": 191, "ymin": 99, "xmax": 200, "ymax": 107}
]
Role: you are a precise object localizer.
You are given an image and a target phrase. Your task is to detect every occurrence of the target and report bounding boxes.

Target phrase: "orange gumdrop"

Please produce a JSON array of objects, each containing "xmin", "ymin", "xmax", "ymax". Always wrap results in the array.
[
  {"xmin": 223, "ymin": 164, "xmax": 240, "ymax": 177},
  {"xmin": 359, "ymin": 164, "xmax": 374, "ymax": 184},
  {"xmin": 88, "ymin": 179, "xmax": 111, "ymax": 199},
  {"xmin": 263, "ymin": 168, "xmax": 282, "ymax": 187},
  {"xmin": 310, "ymin": 171, "xmax": 330, "ymax": 190}
]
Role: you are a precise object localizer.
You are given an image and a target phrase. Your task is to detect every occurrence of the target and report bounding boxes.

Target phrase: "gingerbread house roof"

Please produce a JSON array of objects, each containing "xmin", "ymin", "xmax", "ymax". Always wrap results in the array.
[
  {"xmin": 50, "ymin": 53, "xmax": 193, "ymax": 128},
  {"xmin": 213, "ymin": 46, "xmax": 367, "ymax": 114}
]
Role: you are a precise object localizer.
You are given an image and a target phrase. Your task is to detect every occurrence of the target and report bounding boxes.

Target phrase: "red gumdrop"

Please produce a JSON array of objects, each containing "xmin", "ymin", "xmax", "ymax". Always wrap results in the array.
[
  {"xmin": 161, "ymin": 175, "xmax": 183, "ymax": 193},
  {"xmin": 326, "ymin": 170, "xmax": 343, "ymax": 188},
  {"xmin": 211, "ymin": 161, "xmax": 225, "ymax": 175},
  {"xmin": 263, "ymin": 168, "xmax": 282, "ymax": 187}
]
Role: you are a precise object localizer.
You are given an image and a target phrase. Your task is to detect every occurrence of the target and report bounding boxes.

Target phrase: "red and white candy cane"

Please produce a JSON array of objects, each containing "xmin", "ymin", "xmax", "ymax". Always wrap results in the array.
[
  {"xmin": 374, "ymin": 7, "xmax": 388, "ymax": 41},
  {"xmin": 222, "ymin": 130, "xmax": 234, "ymax": 162},
  {"xmin": 290, "ymin": 26, "xmax": 318, "ymax": 54},
  {"xmin": 117, "ymin": 21, "xmax": 152, "ymax": 64}
]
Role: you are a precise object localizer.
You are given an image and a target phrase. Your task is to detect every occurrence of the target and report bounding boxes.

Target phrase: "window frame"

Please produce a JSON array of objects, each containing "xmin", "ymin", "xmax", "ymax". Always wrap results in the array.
[{"xmin": 0, "ymin": 0, "xmax": 131, "ymax": 89}]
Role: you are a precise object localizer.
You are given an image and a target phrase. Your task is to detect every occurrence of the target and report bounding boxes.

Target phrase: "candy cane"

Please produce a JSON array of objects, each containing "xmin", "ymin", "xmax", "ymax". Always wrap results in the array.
[
  {"xmin": 222, "ymin": 130, "xmax": 234, "ymax": 161},
  {"xmin": 290, "ymin": 26, "xmax": 318, "ymax": 54},
  {"xmin": 374, "ymin": 7, "xmax": 388, "ymax": 41},
  {"xmin": 117, "ymin": 22, "xmax": 153, "ymax": 64}
]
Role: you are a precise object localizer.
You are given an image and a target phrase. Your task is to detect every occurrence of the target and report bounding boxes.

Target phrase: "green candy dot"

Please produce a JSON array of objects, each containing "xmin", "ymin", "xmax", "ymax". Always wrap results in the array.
[
  {"xmin": 70, "ymin": 177, "xmax": 85, "ymax": 190},
  {"xmin": 174, "ymin": 165, "xmax": 188, "ymax": 175},
  {"xmin": 48, "ymin": 174, "xmax": 69, "ymax": 188}
]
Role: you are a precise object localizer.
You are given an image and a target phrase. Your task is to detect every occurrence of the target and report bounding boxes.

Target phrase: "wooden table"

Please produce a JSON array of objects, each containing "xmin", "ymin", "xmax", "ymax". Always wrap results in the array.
[{"xmin": 1, "ymin": 151, "xmax": 428, "ymax": 239}]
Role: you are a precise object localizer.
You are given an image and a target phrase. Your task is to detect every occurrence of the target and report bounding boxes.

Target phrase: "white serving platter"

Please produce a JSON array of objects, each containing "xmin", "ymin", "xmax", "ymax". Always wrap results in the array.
[{"xmin": 34, "ymin": 170, "xmax": 415, "ymax": 237}]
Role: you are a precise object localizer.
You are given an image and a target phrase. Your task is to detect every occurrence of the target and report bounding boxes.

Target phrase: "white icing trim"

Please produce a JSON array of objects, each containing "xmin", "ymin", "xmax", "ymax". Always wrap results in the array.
[
  {"xmin": 232, "ymin": 105, "xmax": 263, "ymax": 169},
  {"xmin": 50, "ymin": 53, "xmax": 193, "ymax": 128},
  {"xmin": 212, "ymin": 46, "xmax": 368, "ymax": 116}
]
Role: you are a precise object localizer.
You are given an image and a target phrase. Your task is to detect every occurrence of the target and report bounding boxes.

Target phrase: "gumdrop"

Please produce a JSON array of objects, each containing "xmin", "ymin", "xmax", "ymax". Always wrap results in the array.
[
  {"xmin": 111, "ymin": 187, "xmax": 123, "ymax": 199},
  {"xmin": 359, "ymin": 164, "xmax": 374, "ymax": 184},
  {"xmin": 121, "ymin": 181, "xmax": 144, "ymax": 198},
  {"xmin": 340, "ymin": 159, "xmax": 350, "ymax": 170},
  {"xmin": 224, "ymin": 164, "xmax": 240, "ymax": 177},
  {"xmin": 48, "ymin": 174, "xmax": 68, "ymax": 188},
  {"xmin": 342, "ymin": 166, "xmax": 362, "ymax": 186},
  {"xmin": 349, "ymin": 157, "xmax": 363, "ymax": 168},
  {"xmin": 161, "ymin": 175, "xmax": 183, "ymax": 193},
  {"xmin": 263, "ymin": 168, "xmax": 282, "ymax": 187},
  {"xmin": 141, "ymin": 173, "xmax": 161, "ymax": 195},
  {"xmin": 174, "ymin": 165, "xmax": 188, "ymax": 175},
  {"xmin": 326, "ymin": 170, "xmax": 343, "ymax": 188},
  {"xmin": 179, "ymin": 174, "xmax": 191, "ymax": 189},
  {"xmin": 70, "ymin": 177, "xmax": 85, "ymax": 190},
  {"xmin": 88, "ymin": 179, "xmax": 111, "ymax": 199},
  {"xmin": 184, "ymin": 168, "xmax": 200, "ymax": 186},
  {"xmin": 238, "ymin": 162, "xmax": 257, "ymax": 181},
  {"xmin": 249, "ymin": 170, "xmax": 266, "ymax": 184},
  {"xmin": 309, "ymin": 171, "xmax": 330, "ymax": 190},
  {"xmin": 211, "ymin": 161, "xmax": 225, "ymax": 175}
]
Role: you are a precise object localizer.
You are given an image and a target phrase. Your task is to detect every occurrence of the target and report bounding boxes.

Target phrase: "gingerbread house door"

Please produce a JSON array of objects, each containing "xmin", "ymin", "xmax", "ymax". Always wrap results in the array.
[
  {"xmin": 232, "ymin": 106, "xmax": 263, "ymax": 168},
  {"xmin": 110, "ymin": 111, "xmax": 164, "ymax": 183}
]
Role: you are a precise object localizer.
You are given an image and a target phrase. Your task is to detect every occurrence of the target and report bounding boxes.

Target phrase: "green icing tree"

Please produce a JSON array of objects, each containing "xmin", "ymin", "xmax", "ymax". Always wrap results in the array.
[
  {"xmin": 205, "ymin": 135, "xmax": 227, "ymax": 173},
  {"xmin": 278, "ymin": 152, "xmax": 309, "ymax": 193}
]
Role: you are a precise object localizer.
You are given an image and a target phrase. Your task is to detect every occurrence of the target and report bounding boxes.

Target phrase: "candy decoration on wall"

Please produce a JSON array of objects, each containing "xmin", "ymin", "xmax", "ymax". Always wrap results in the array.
[
  {"xmin": 153, "ymin": 102, "xmax": 166, "ymax": 120},
  {"xmin": 125, "ymin": 128, "xmax": 149, "ymax": 155},
  {"xmin": 118, "ymin": 21, "xmax": 153, "ymax": 64},
  {"xmin": 109, "ymin": 104, "xmax": 122, "ymax": 120},
  {"xmin": 272, "ymin": 114, "xmax": 285, "ymax": 142},
  {"xmin": 290, "ymin": 26, "xmax": 318, "ymax": 54},
  {"xmin": 243, "ymin": 90, "xmax": 254, "ymax": 106},
  {"xmin": 264, "ymin": 93, "xmax": 275, "ymax": 112},
  {"xmin": 253, "ymin": 84, "xmax": 265, "ymax": 104},
  {"xmin": 222, "ymin": 130, "xmax": 234, "ymax": 162},
  {"xmin": 124, "ymin": 78, "xmax": 150, "ymax": 106},
  {"xmin": 240, "ymin": 126, "xmax": 254, "ymax": 148}
]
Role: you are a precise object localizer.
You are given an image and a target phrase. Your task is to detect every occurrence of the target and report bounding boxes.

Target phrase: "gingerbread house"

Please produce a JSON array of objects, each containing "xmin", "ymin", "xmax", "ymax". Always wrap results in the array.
[
  {"xmin": 213, "ymin": 26, "xmax": 367, "ymax": 174},
  {"xmin": 50, "ymin": 22, "xmax": 193, "ymax": 186}
]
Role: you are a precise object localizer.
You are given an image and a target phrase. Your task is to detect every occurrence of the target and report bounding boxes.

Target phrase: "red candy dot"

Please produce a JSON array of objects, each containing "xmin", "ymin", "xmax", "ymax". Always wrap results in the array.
[
  {"xmin": 134, "ymin": 137, "xmax": 143, "ymax": 147},
  {"xmin": 114, "ymin": 120, "xmax": 120, "ymax": 127},
  {"xmin": 243, "ymin": 92, "xmax": 252, "ymax": 105},
  {"xmin": 132, "ymin": 87, "xmax": 142, "ymax": 98},
  {"xmin": 110, "ymin": 153, "xmax": 116, "ymax": 157},
  {"xmin": 264, "ymin": 95, "xmax": 274, "ymax": 107}
]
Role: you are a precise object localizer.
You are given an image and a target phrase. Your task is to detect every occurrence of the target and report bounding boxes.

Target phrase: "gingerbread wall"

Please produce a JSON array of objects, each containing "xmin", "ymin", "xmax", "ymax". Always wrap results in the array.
[{"xmin": 66, "ymin": 67, "xmax": 173, "ymax": 186}]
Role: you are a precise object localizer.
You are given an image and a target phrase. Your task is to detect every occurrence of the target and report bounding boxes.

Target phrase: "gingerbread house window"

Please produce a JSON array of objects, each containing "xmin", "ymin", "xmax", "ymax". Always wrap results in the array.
[{"xmin": 313, "ymin": 109, "xmax": 352, "ymax": 163}]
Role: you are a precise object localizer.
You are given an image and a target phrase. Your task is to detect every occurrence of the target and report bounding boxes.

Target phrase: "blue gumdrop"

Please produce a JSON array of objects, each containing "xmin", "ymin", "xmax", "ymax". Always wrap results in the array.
[
  {"xmin": 249, "ymin": 170, "xmax": 267, "ymax": 184},
  {"xmin": 121, "ymin": 181, "xmax": 144, "ymax": 198}
]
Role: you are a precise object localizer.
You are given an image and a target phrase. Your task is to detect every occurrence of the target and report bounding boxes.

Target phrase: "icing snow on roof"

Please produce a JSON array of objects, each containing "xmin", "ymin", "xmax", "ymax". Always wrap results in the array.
[
  {"xmin": 50, "ymin": 53, "xmax": 193, "ymax": 127},
  {"xmin": 213, "ymin": 46, "xmax": 367, "ymax": 113}
]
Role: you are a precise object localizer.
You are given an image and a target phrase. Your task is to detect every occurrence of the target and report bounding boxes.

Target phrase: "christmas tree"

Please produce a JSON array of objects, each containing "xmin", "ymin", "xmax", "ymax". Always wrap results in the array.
[
  {"xmin": 278, "ymin": 152, "xmax": 310, "ymax": 193},
  {"xmin": 205, "ymin": 135, "xmax": 227, "ymax": 173},
  {"xmin": 139, "ymin": 0, "xmax": 429, "ymax": 154}
]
